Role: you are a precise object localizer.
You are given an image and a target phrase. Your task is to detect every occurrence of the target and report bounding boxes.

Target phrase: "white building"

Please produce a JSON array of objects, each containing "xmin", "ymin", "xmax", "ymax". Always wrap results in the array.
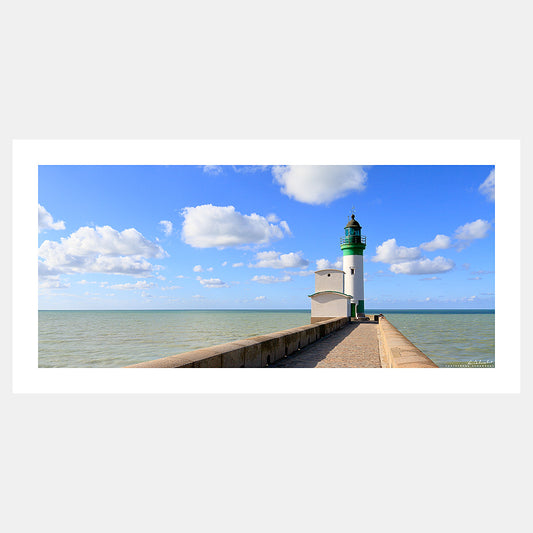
[{"xmin": 308, "ymin": 269, "xmax": 352, "ymax": 323}]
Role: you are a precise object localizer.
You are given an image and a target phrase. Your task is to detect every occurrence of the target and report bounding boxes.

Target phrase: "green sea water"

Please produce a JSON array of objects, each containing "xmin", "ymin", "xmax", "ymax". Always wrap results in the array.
[
  {"xmin": 38, "ymin": 310, "xmax": 311, "ymax": 368},
  {"xmin": 38, "ymin": 309, "xmax": 495, "ymax": 368}
]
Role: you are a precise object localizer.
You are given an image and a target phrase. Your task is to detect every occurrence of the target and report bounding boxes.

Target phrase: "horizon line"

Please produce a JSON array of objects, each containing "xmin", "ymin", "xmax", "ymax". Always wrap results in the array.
[{"xmin": 38, "ymin": 307, "xmax": 496, "ymax": 311}]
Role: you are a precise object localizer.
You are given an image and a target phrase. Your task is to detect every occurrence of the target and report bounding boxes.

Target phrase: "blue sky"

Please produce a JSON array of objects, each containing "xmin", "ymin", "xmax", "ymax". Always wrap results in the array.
[{"xmin": 38, "ymin": 165, "xmax": 495, "ymax": 309}]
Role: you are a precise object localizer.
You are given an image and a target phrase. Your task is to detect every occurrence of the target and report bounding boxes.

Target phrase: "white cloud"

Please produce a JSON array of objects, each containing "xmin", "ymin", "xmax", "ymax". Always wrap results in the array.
[
  {"xmin": 287, "ymin": 270, "xmax": 314, "ymax": 277},
  {"xmin": 110, "ymin": 280, "xmax": 156, "ymax": 290},
  {"xmin": 161, "ymin": 285, "xmax": 182, "ymax": 291},
  {"xmin": 221, "ymin": 261, "xmax": 228, "ymax": 266},
  {"xmin": 196, "ymin": 276, "xmax": 229, "ymax": 288},
  {"xmin": 38, "ymin": 261, "xmax": 62, "ymax": 279},
  {"xmin": 159, "ymin": 220, "xmax": 173, "ymax": 236},
  {"xmin": 38, "ymin": 204, "xmax": 65, "ymax": 233},
  {"xmin": 232, "ymin": 165, "xmax": 270, "ymax": 174},
  {"xmin": 279, "ymin": 221, "xmax": 292, "ymax": 235},
  {"xmin": 38, "ymin": 225, "xmax": 166, "ymax": 276},
  {"xmin": 232, "ymin": 262, "xmax": 244, "ymax": 267},
  {"xmin": 390, "ymin": 256, "xmax": 455, "ymax": 275},
  {"xmin": 203, "ymin": 165, "xmax": 223, "ymax": 175},
  {"xmin": 41, "ymin": 225, "xmax": 165, "ymax": 259},
  {"xmin": 272, "ymin": 165, "xmax": 367, "ymax": 205},
  {"xmin": 232, "ymin": 165, "xmax": 269, "ymax": 174},
  {"xmin": 95, "ymin": 256, "xmax": 157, "ymax": 275},
  {"xmin": 181, "ymin": 204, "xmax": 287, "ymax": 248},
  {"xmin": 39, "ymin": 279, "xmax": 70, "ymax": 289},
  {"xmin": 38, "ymin": 261, "xmax": 69, "ymax": 288},
  {"xmin": 250, "ymin": 251, "xmax": 309, "ymax": 269},
  {"xmin": 419, "ymin": 276, "xmax": 441, "ymax": 281},
  {"xmin": 251, "ymin": 274, "xmax": 292, "ymax": 284},
  {"xmin": 479, "ymin": 169, "xmax": 495, "ymax": 201},
  {"xmin": 420, "ymin": 234, "xmax": 452, "ymax": 251},
  {"xmin": 372, "ymin": 238, "xmax": 421, "ymax": 264},
  {"xmin": 455, "ymin": 219, "xmax": 492, "ymax": 241},
  {"xmin": 255, "ymin": 296, "xmax": 266, "ymax": 301},
  {"xmin": 193, "ymin": 264, "xmax": 213, "ymax": 273},
  {"xmin": 316, "ymin": 258, "xmax": 343, "ymax": 270}
]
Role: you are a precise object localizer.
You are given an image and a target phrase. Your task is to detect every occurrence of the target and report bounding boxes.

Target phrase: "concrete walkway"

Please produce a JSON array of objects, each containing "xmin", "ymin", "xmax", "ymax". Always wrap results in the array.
[{"xmin": 269, "ymin": 322, "xmax": 381, "ymax": 368}]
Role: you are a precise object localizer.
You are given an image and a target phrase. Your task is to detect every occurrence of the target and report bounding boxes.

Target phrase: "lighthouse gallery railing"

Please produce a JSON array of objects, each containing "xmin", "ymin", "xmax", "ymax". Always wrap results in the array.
[{"xmin": 340, "ymin": 235, "xmax": 366, "ymax": 245}]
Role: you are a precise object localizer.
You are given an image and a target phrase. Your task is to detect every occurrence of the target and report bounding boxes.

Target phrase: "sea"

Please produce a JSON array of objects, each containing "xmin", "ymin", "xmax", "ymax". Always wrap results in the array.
[
  {"xmin": 38, "ymin": 309, "xmax": 495, "ymax": 368},
  {"xmin": 373, "ymin": 309, "xmax": 495, "ymax": 368}
]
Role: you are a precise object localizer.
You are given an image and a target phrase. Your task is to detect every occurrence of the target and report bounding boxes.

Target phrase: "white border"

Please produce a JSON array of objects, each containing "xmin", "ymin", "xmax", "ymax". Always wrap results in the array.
[{"xmin": 13, "ymin": 140, "xmax": 520, "ymax": 393}]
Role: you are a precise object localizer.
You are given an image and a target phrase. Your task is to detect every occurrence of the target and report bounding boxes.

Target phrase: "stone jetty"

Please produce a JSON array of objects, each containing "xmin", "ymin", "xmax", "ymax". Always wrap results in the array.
[{"xmin": 126, "ymin": 314, "xmax": 437, "ymax": 368}]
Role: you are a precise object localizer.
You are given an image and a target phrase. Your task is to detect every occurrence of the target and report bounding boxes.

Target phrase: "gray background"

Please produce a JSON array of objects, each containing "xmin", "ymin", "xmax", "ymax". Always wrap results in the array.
[{"xmin": 2, "ymin": 1, "xmax": 530, "ymax": 532}]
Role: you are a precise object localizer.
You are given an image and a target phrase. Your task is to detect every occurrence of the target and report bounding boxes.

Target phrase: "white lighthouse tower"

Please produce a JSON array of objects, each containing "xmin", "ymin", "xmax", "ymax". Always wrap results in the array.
[{"xmin": 341, "ymin": 214, "xmax": 366, "ymax": 317}]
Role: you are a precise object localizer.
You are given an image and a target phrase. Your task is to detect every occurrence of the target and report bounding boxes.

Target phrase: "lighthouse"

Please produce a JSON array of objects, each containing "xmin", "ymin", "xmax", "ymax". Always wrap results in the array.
[
  {"xmin": 309, "ymin": 212, "xmax": 366, "ymax": 322},
  {"xmin": 341, "ymin": 214, "xmax": 366, "ymax": 317}
]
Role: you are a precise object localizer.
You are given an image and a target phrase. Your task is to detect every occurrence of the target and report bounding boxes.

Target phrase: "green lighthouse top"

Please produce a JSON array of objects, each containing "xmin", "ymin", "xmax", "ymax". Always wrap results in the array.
[{"xmin": 340, "ymin": 213, "xmax": 366, "ymax": 255}]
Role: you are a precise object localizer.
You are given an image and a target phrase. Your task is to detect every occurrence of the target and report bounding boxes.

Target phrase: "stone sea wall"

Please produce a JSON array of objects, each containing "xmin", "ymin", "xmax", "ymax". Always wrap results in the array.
[{"xmin": 378, "ymin": 316, "xmax": 438, "ymax": 368}]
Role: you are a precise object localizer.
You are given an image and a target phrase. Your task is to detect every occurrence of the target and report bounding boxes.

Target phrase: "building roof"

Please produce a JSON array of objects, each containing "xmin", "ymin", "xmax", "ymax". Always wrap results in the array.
[
  {"xmin": 308, "ymin": 290, "xmax": 353, "ymax": 299},
  {"xmin": 345, "ymin": 214, "xmax": 361, "ymax": 229},
  {"xmin": 314, "ymin": 268, "xmax": 345, "ymax": 274}
]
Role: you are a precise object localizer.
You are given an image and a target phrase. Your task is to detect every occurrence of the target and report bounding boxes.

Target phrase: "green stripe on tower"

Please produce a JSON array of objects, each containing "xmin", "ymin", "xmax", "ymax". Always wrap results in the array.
[{"xmin": 341, "ymin": 244, "xmax": 365, "ymax": 256}]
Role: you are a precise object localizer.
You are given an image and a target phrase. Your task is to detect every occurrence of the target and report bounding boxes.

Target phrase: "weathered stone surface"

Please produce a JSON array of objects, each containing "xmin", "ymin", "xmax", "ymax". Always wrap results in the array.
[
  {"xmin": 193, "ymin": 354, "xmax": 223, "ymax": 368},
  {"xmin": 258, "ymin": 335, "xmax": 286, "ymax": 366},
  {"xmin": 270, "ymin": 322, "xmax": 381, "ymax": 368},
  {"xmin": 243, "ymin": 342, "xmax": 262, "ymax": 368},
  {"xmin": 221, "ymin": 346, "xmax": 246, "ymax": 368}
]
